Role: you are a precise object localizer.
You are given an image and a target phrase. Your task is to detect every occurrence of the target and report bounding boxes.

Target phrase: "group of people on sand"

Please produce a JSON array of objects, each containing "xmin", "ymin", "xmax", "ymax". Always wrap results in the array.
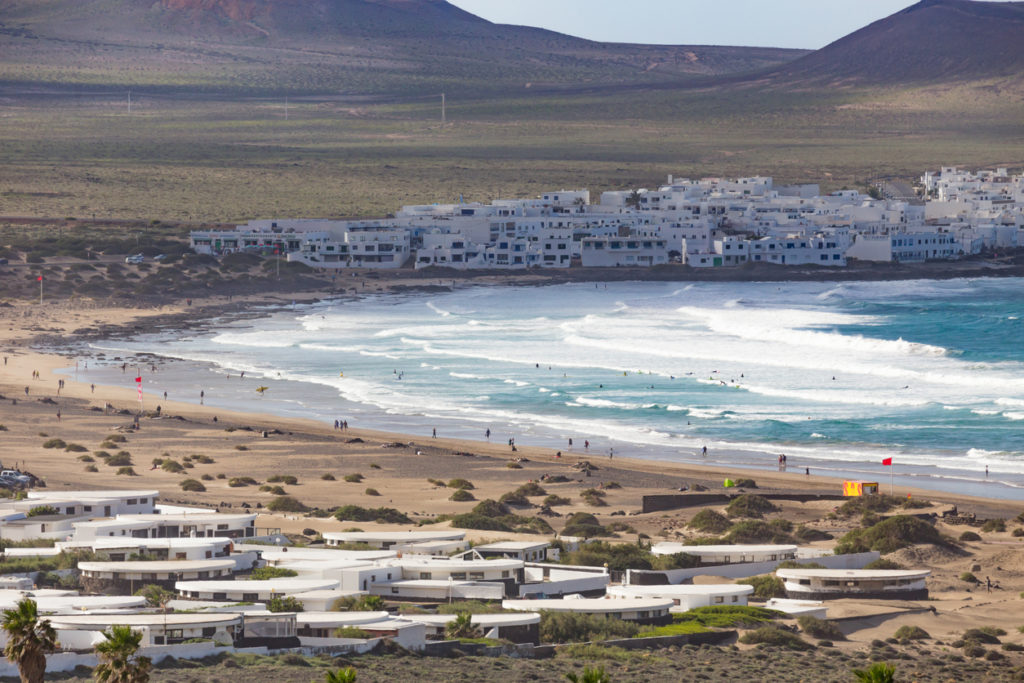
[{"xmin": 333, "ymin": 419, "xmax": 349, "ymax": 430}]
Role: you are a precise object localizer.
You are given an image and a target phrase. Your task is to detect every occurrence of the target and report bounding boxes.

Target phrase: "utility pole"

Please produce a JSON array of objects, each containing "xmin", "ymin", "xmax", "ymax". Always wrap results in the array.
[{"xmin": 441, "ymin": 92, "xmax": 446, "ymax": 124}]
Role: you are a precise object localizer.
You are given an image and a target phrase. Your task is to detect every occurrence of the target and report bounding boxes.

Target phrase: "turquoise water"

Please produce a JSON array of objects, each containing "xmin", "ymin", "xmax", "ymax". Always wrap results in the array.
[{"xmin": 84, "ymin": 278, "xmax": 1024, "ymax": 495}]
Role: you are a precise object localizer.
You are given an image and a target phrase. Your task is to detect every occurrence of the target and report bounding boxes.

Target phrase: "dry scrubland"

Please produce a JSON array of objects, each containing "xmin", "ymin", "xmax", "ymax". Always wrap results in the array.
[{"xmin": 0, "ymin": 83, "xmax": 1021, "ymax": 222}]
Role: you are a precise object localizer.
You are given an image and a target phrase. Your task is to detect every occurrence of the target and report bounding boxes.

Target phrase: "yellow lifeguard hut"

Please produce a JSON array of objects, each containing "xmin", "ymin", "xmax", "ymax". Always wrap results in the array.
[{"xmin": 843, "ymin": 480, "xmax": 879, "ymax": 497}]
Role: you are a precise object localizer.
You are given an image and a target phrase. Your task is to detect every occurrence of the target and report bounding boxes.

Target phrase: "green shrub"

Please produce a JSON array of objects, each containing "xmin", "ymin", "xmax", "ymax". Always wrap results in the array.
[
  {"xmin": 77, "ymin": 455, "xmax": 95, "ymax": 463},
  {"xmin": 266, "ymin": 596, "xmax": 303, "ymax": 613},
  {"xmin": 267, "ymin": 475, "xmax": 298, "ymax": 485},
  {"xmin": 980, "ymin": 519, "xmax": 1006, "ymax": 533},
  {"xmin": 447, "ymin": 478, "xmax": 474, "ymax": 490},
  {"xmin": 539, "ymin": 611, "xmax": 639, "ymax": 643},
  {"xmin": 260, "ymin": 485, "xmax": 286, "ymax": 495},
  {"xmin": 64, "ymin": 443, "xmax": 88, "ymax": 453},
  {"xmin": 369, "ymin": 463, "xmax": 381, "ymax": 470},
  {"xmin": 733, "ymin": 478, "xmax": 757, "ymax": 488},
  {"xmin": 436, "ymin": 600, "xmax": 507, "ymax": 615},
  {"xmin": 266, "ymin": 496, "xmax": 310, "ymax": 513},
  {"xmin": 41, "ymin": 438, "xmax": 66, "ymax": 449},
  {"xmin": 674, "ymin": 605, "xmax": 783, "ymax": 628},
  {"xmin": 959, "ymin": 571, "xmax": 979, "ymax": 582},
  {"xmin": 499, "ymin": 490, "xmax": 530, "ymax": 506},
  {"xmin": 116, "ymin": 467, "xmax": 136, "ymax": 476},
  {"xmin": 134, "ymin": 584, "xmax": 176, "ymax": 607},
  {"xmin": 105, "ymin": 434, "xmax": 127, "ymax": 443},
  {"xmin": 191, "ymin": 454, "xmax": 214, "ymax": 464},
  {"xmin": 334, "ymin": 627, "xmax": 372, "ymax": 639},
  {"xmin": 561, "ymin": 511, "xmax": 609, "ymax": 538},
  {"xmin": 688, "ymin": 509, "xmax": 731, "ymax": 533},
  {"xmin": 200, "ymin": 474, "xmax": 213, "ymax": 481},
  {"xmin": 321, "ymin": 473, "xmax": 336, "ymax": 481},
  {"xmin": 580, "ymin": 488, "xmax": 608, "ymax": 507},
  {"xmin": 93, "ymin": 451, "xmax": 111, "ymax": 459},
  {"xmin": 834, "ymin": 515, "xmax": 943, "ymax": 554},
  {"xmin": 180, "ymin": 479, "xmax": 206, "ymax": 492},
  {"xmin": 364, "ymin": 488, "xmax": 381, "ymax": 496},
  {"xmin": 516, "ymin": 482, "xmax": 546, "ymax": 497},
  {"xmin": 739, "ymin": 625, "xmax": 813, "ymax": 650},
  {"xmin": 506, "ymin": 461, "xmax": 522, "ymax": 469},
  {"xmin": 343, "ymin": 473, "xmax": 364, "ymax": 483},
  {"xmin": 863, "ymin": 558, "xmax": 904, "ymax": 570},
  {"xmin": 107, "ymin": 452, "xmax": 132, "ymax": 467},
  {"xmin": 959, "ymin": 531, "xmax": 981, "ymax": 542},
  {"xmin": 737, "ymin": 574, "xmax": 786, "ymax": 599},
  {"xmin": 793, "ymin": 525, "xmax": 833, "ymax": 542},
  {"xmin": 894, "ymin": 625, "xmax": 930, "ymax": 640},
  {"xmin": 636, "ymin": 621, "xmax": 709, "ymax": 637},
  {"xmin": 246, "ymin": 566, "xmax": 298, "ymax": 580},
  {"xmin": 228, "ymin": 476, "xmax": 258, "ymax": 487},
  {"xmin": 161, "ymin": 460, "xmax": 185, "ymax": 473},
  {"xmin": 725, "ymin": 520, "xmax": 792, "ymax": 544},
  {"xmin": 963, "ymin": 627, "xmax": 1001, "ymax": 644},
  {"xmin": 726, "ymin": 494, "xmax": 778, "ymax": 518},
  {"xmin": 797, "ymin": 616, "xmax": 845, "ymax": 640},
  {"xmin": 542, "ymin": 494, "xmax": 571, "ymax": 507},
  {"xmin": 234, "ymin": 445, "xmax": 248, "ymax": 451},
  {"xmin": 852, "ymin": 662, "xmax": 896, "ymax": 682},
  {"xmin": 331, "ymin": 594, "xmax": 384, "ymax": 612},
  {"xmin": 84, "ymin": 464, "xmax": 98, "ymax": 473},
  {"xmin": 449, "ymin": 489, "xmax": 475, "ymax": 502},
  {"xmin": 26, "ymin": 506, "xmax": 58, "ymax": 518},
  {"xmin": 776, "ymin": 561, "xmax": 826, "ymax": 569},
  {"xmin": 333, "ymin": 506, "xmax": 411, "ymax": 524}
]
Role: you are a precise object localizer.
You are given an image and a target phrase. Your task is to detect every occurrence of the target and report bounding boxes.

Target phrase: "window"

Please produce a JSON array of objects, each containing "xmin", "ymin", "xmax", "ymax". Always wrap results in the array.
[
  {"xmin": 450, "ymin": 572, "xmax": 466, "ymax": 580},
  {"xmin": 714, "ymin": 596, "xmax": 724, "ymax": 604},
  {"xmin": 419, "ymin": 572, "xmax": 432, "ymax": 580},
  {"xmin": 391, "ymin": 587, "xmax": 399, "ymax": 594},
  {"xmin": 731, "ymin": 595, "xmax": 738, "ymax": 603},
  {"xmin": 469, "ymin": 572, "xmax": 484, "ymax": 580},
  {"xmin": 502, "ymin": 570, "xmax": 510, "ymax": 578},
  {"xmin": 127, "ymin": 499, "xmax": 137, "ymax": 505}
]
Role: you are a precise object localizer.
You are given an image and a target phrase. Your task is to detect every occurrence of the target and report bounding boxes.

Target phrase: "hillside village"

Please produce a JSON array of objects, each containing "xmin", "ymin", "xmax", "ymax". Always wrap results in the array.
[{"xmin": 189, "ymin": 168, "xmax": 1024, "ymax": 272}]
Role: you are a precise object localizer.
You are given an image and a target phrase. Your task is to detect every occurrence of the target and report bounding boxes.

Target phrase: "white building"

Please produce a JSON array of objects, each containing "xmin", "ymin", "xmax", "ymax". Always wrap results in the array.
[
  {"xmin": 776, "ymin": 568, "xmax": 930, "ymax": 600},
  {"xmin": 606, "ymin": 583, "xmax": 754, "ymax": 610}
]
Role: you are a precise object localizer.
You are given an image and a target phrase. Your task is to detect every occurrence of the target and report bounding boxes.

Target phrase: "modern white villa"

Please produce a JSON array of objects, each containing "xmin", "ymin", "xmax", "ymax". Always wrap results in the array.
[
  {"xmin": 775, "ymin": 568, "xmax": 931, "ymax": 600},
  {"xmin": 606, "ymin": 583, "xmax": 754, "ymax": 610}
]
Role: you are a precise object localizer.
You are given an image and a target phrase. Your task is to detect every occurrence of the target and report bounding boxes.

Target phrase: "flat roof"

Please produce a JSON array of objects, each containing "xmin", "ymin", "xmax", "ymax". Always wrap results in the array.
[
  {"xmin": 28, "ymin": 490, "xmax": 158, "ymax": 501},
  {"xmin": 176, "ymin": 578, "xmax": 338, "ymax": 593},
  {"xmin": 608, "ymin": 584, "xmax": 754, "ymax": 597},
  {"xmin": 651, "ymin": 543, "xmax": 797, "ymax": 554},
  {"xmin": 324, "ymin": 531, "xmax": 465, "ymax": 542},
  {"xmin": 383, "ymin": 580, "xmax": 500, "ymax": 589},
  {"xmin": 78, "ymin": 559, "xmax": 235, "ymax": 573},
  {"xmin": 410, "ymin": 613, "xmax": 540, "ymax": 627},
  {"xmin": 398, "ymin": 558, "xmax": 522, "ymax": 570},
  {"xmin": 296, "ymin": 611, "xmax": 389, "ymax": 626},
  {"xmin": 48, "ymin": 613, "xmax": 242, "ymax": 629},
  {"xmin": 475, "ymin": 542, "xmax": 549, "ymax": 551},
  {"xmin": 74, "ymin": 537, "xmax": 231, "ymax": 549},
  {"xmin": 776, "ymin": 569, "xmax": 930, "ymax": 579},
  {"xmin": 503, "ymin": 598, "xmax": 673, "ymax": 613},
  {"xmin": 254, "ymin": 548, "xmax": 395, "ymax": 562}
]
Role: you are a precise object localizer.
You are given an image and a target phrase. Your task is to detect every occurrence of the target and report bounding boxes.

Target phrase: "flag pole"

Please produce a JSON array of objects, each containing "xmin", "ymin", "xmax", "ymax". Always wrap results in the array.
[{"xmin": 890, "ymin": 462, "xmax": 894, "ymax": 497}]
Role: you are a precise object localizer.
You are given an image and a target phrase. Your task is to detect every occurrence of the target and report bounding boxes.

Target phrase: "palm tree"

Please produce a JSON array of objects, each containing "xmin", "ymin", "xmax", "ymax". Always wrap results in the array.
[
  {"xmin": 852, "ymin": 662, "xmax": 896, "ymax": 683},
  {"xmin": 2, "ymin": 597, "xmax": 59, "ymax": 683},
  {"xmin": 325, "ymin": 668, "xmax": 357, "ymax": 683},
  {"xmin": 444, "ymin": 612, "xmax": 481, "ymax": 640},
  {"xmin": 565, "ymin": 665, "xmax": 611, "ymax": 683},
  {"xmin": 93, "ymin": 625, "xmax": 152, "ymax": 683}
]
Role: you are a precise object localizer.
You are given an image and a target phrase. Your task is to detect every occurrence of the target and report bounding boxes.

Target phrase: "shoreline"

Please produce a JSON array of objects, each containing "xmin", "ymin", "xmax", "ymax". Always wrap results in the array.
[{"xmin": 2, "ymin": 277, "xmax": 1023, "ymax": 506}]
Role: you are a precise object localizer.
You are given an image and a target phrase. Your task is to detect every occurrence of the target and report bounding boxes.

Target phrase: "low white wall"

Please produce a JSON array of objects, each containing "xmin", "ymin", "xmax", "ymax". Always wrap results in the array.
[
  {"xmin": 0, "ymin": 642, "xmax": 243, "ymax": 677},
  {"xmin": 628, "ymin": 552, "xmax": 880, "ymax": 585},
  {"xmin": 520, "ymin": 574, "xmax": 609, "ymax": 598}
]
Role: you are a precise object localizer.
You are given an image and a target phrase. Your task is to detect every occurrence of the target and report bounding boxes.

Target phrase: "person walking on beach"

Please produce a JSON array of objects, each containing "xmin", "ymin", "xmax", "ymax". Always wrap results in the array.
[
  {"xmin": 568, "ymin": 438, "xmax": 573, "ymax": 449},
  {"xmin": 485, "ymin": 428, "xmax": 490, "ymax": 440},
  {"xmin": 702, "ymin": 445, "xmax": 707, "ymax": 457},
  {"xmin": 432, "ymin": 428, "xmax": 437, "ymax": 438},
  {"xmin": 584, "ymin": 440, "xmax": 589, "ymax": 450},
  {"xmin": 609, "ymin": 448, "xmax": 614, "ymax": 460},
  {"xmin": 90, "ymin": 383, "xmax": 95, "ymax": 394},
  {"xmin": 163, "ymin": 391, "xmax": 167, "ymax": 401},
  {"xmin": 24, "ymin": 386, "xmax": 28, "ymax": 397},
  {"xmin": 200, "ymin": 390, "xmax": 204, "ymax": 405}
]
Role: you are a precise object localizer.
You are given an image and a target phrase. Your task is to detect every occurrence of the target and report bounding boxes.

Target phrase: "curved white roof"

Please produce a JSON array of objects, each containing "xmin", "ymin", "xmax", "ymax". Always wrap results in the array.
[
  {"xmin": 398, "ymin": 558, "xmax": 522, "ymax": 571},
  {"xmin": 411, "ymin": 612, "xmax": 541, "ymax": 627},
  {"xmin": 776, "ymin": 568, "xmax": 930, "ymax": 579},
  {"xmin": 257, "ymin": 548, "xmax": 396, "ymax": 562},
  {"xmin": 81, "ymin": 538, "xmax": 230, "ymax": 550},
  {"xmin": 78, "ymin": 559, "xmax": 235, "ymax": 573},
  {"xmin": 0, "ymin": 595, "xmax": 148, "ymax": 614},
  {"xmin": 503, "ymin": 598, "xmax": 673, "ymax": 614},
  {"xmin": 297, "ymin": 611, "xmax": 390, "ymax": 626},
  {"xmin": 176, "ymin": 578, "xmax": 339, "ymax": 593},
  {"xmin": 651, "ymin": 543, "xmax": 797, "ymax": 556},
  {"xmin": 49, "ymin": 612, "xmax": 242, "ymax": 630},
  {"xmin": 324, "ymin": 531, "xmax": 465, "ymax": 542},
  {"xmin": 28, "ymin": 490, "xmax": 158, "ymax": 501},
  {"xmin": 607, "ymin": 584, "xmax": 754, "ymax": 598}
]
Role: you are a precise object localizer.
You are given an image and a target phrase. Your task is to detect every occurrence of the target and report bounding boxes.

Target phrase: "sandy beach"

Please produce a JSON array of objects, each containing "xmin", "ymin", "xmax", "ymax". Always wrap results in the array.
[{"xmin": 4, "ymin": 295, "xmax": 1024, "ymax": 658}]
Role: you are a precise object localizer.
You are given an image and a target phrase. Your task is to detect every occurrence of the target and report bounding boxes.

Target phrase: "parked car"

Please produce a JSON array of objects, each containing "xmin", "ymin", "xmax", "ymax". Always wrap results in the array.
[
  {"xmin": 153, "ymin": 253, "xmax": 167, "ymax": 261},
  {"xmin": 1, "ymin": 470, "xmax": 31, "ymax": 484},
  {"xmin": 124, "ymin": 254, "xmax": 144, "ymax": 264}
]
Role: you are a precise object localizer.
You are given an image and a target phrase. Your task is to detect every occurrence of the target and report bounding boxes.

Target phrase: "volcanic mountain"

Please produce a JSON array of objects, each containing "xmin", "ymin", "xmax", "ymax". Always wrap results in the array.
[
  {"xmin": 0, "ymin": 0, "xmax": 806, "ymax": 95},
  {"xmin": 759, "ymin": 0, "xmax": 1024, "ymax": 88}
]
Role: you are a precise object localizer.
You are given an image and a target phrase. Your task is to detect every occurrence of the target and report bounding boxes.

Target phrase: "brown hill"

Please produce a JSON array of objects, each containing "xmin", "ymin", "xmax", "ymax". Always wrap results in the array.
[
  {"xmin": 760, "ymin": 0, "xmax": 1024, "ymax": 88},
  {"xmin": 0, "ymin": 0, "xmax": 805, "ymax": 95}
]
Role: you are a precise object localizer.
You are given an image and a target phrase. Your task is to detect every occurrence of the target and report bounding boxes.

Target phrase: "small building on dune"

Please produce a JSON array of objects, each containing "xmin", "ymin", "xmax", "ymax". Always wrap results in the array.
[
  {"xmin": 775, "ymin": 568, "xmax": 930, "ymax": 600},
  {"xmin": 606, "ymin": 583, "xmax": 754, "ymax": 610}
]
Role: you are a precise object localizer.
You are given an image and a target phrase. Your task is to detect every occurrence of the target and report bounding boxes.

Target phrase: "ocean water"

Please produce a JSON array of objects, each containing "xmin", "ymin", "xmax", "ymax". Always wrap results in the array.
[{"xmin": 81, "ymin": 278, "xmax": 1024, "ymax": 498}]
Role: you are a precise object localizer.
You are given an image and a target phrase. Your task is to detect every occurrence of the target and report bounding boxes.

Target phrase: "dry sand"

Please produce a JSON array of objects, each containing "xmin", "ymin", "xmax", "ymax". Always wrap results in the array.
[{"xmin": 3, "ymin": 298, "xmax": 1024, "ymax": 654}]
